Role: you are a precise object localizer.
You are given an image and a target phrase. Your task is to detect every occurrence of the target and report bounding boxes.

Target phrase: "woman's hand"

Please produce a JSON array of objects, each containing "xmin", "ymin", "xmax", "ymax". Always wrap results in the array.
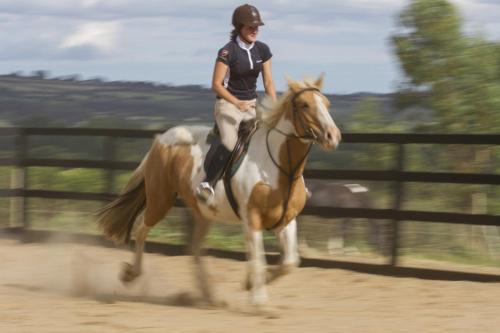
[{"xmin": 235, "ymin": 100, "xmax": 253, "ymax": 112}]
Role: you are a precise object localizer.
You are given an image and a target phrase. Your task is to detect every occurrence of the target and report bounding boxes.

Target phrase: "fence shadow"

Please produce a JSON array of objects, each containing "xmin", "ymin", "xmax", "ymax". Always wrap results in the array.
[{"xmin": 2, "ymin": 227, "xmax": 500, "ymax": 283}]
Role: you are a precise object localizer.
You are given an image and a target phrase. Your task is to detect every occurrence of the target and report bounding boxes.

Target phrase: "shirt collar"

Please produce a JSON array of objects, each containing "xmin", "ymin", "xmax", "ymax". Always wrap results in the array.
[{"xmin": 236, "ymin": 35, "xmax": 254, "ymax": 50}]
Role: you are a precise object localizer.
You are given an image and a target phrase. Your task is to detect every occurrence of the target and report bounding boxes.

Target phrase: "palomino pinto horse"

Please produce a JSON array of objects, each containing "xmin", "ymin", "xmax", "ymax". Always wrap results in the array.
[{"xmin": 97, "ymin": 76, "xmax": 341, "ymax": 305}]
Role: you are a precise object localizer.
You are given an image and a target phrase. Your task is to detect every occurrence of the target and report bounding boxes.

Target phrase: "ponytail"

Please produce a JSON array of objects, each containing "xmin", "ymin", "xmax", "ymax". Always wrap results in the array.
[{"xmin": 230, "ymin": 25, "xmax": 242, "ymax": 41}]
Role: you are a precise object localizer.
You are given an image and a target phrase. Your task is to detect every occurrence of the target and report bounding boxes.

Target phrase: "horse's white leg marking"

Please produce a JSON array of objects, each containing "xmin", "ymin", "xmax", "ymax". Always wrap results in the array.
[
  {"xmin": 121, "ymin": 216, "xmax": 151, "ymax": 283},
  {"xmin": 243, "ymin": 222, "xmax": 268, "ymax": 305},
  {"xmin": 190, "ymin": 215, "xmax": 214, "ymax": 302},
  {"xmin": 277, "ymin": 218, "xmax": 300, "ymax": 268},
  {"xmin": 260, "ymin": 218, "xmax": 300, "ymax": 284}
]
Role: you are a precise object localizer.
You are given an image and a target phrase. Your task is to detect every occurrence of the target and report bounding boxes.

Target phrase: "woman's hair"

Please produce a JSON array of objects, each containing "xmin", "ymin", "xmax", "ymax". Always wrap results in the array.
[{"xmin": 230, "ymin": 26, "xmax": 241, "ymax": 41}]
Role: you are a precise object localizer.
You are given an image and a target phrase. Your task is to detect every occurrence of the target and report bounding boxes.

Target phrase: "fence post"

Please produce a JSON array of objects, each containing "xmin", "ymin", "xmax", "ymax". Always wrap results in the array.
[
  {"xmin": 104, "ymin": 136, "xmax": 115, "ymax": 194},
  {"xmin": 9, "ymin": 128, "xmax": 27, "ymax": 228},
  {"xmin": 390, "ymin": 143, "xmax": 406, "ymax": 266}
]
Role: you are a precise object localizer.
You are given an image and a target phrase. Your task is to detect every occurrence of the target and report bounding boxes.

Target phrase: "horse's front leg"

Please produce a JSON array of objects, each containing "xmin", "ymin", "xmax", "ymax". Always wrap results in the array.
[
  {"xmin": 267, "ymin": 218, "xmax": 300, "ymax": 283},
  {"xmin": 277, "ymin": 218, "xmax": 301, "ymax": 268},
  {"xmin": 245, "ymin": 218, "xmax": 300, "ymax": 290},
  {"xmin": 243, "ymin": 221, "xmax": 268, "ymax": 306}
]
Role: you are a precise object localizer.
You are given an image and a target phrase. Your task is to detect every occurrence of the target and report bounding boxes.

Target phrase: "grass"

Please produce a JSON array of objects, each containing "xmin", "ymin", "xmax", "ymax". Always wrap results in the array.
[
  {"xmin": 2, "ymin": 167, "xmax": 499, "ymax": 269},
  {"xmin": 7, "ymin": 203, "xmax": 500, "ymax": 269},
  {"xmin": 0, "ymin": 167, "xmax": 12, "ymax": 188}
]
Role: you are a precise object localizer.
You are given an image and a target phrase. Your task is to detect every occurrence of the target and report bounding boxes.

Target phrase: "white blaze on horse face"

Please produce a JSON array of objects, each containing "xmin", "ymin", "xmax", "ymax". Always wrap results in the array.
[{"xmin": 313, "ymin": 94, "xmax": 340, "ymax": 149}]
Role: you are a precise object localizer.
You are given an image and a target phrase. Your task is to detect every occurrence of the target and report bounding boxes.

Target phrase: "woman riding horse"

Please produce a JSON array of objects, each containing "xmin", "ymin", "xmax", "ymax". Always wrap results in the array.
[
  {"xmin": 97, "ymin": 76, "xmax": 340, "ymax": 306},
  {"xmin": 196, "ymin": 4, "xmax": 277, "ymax": 202}
]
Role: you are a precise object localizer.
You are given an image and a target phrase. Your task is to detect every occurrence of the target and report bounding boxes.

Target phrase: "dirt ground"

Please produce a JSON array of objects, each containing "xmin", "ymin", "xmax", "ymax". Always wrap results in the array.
[{"xmin": 1, "ymin": 238, "xmax": 500, "ymax": 333}]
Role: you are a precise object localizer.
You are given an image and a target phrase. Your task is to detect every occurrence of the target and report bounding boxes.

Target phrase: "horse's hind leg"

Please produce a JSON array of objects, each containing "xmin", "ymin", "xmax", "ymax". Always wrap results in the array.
[
  {"xmin": 121, "ymin": 214, "xmax": 150, "ymax": 282},
  {"xmin": 189, "ymin": 212, "xmax": 214, "ymax": 303},
  {"xmin": 121, "ymin": 195, "xmax": 174, "ymax": 283}
]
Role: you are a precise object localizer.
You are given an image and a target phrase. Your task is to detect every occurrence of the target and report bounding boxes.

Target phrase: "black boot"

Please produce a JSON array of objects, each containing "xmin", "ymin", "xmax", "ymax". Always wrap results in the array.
[{"xmin": 196, "ymin": 144, "xmax": 232, "ymax": 202}]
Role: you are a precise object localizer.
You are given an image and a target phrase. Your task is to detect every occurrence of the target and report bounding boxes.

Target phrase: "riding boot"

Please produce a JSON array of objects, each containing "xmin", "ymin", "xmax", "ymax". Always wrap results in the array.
[{"xmin": 196, "ymin": 144, "xmax": 233, "ymax": 202}]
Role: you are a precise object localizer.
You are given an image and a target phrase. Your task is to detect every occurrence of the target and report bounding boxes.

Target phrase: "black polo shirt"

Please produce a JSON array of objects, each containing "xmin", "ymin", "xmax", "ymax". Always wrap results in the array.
[{"xmin": 216, "ymin": 37, "xmax": 272, "ymax": 100}]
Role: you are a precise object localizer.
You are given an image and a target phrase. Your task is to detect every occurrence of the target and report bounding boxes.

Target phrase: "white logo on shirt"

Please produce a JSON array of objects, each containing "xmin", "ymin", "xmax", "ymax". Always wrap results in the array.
[{"xmin": 256, "ymin": 60, "xmax": 263, "ymax": 63}]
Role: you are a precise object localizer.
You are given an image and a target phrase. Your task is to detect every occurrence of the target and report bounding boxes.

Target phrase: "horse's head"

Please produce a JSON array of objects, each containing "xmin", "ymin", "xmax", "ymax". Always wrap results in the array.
[{"xmin": 285, "ymin": 75, "xmax": 341, "ymax": 150}]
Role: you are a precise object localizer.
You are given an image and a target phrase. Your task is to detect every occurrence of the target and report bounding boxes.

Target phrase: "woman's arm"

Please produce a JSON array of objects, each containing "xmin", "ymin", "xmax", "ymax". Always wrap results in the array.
[
  {"xmin": 262, "ymin": 59, "xmax": 277, "ymax": 101},
  {"xmin": 212, "ymin": 61, "xmax": 251, "ymax": 111}
]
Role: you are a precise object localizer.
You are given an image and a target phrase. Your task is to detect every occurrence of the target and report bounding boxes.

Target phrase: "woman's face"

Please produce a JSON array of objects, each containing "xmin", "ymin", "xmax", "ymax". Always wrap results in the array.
[{"xmin": 240, "ymin": 25, "xmax": 259, "ymax": 43}]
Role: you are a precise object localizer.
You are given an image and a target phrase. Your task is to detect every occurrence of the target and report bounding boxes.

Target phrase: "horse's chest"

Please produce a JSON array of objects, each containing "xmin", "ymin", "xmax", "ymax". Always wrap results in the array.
[{"xmin": 247, "ymin": 178, "xmax": 307, "ymax": 230}]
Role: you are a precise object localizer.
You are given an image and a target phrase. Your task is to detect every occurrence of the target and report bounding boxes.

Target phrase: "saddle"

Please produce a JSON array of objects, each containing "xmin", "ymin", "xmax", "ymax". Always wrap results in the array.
[{"xmin": 204, "ymin": 119, "xmax": 259, "ymax": 218}]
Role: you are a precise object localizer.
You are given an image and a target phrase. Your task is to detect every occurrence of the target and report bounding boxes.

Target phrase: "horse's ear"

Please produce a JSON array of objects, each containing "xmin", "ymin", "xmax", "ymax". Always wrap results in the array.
[
  {"xmin": 286, "ymin": 76, "xmax": 301, "ymax": 93},
  {"xmin": 314, "ymin": 73, "xmax": 325, "ymax": 90}
]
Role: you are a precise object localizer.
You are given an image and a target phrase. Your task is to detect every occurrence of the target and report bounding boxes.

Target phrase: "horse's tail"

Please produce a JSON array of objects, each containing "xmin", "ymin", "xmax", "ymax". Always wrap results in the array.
[{"xmin": 96, "ymin": 154, "xmax": 148, "ymax": 245}]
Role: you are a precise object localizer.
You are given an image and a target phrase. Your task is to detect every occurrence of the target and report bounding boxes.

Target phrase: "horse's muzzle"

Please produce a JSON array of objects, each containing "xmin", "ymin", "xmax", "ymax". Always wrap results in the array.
[{"xmin": 320, "ymin": 125, "xmax": 341, "ymax": 150}]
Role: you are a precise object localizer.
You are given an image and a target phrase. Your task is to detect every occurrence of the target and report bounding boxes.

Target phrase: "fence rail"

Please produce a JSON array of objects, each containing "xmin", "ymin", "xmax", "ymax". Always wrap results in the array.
[
  {"xmin": 2, "ymin": 158, "xmax": 500, "ymax": 184},
  {"xmin": 1, "ymin": 127, "xmax": 499, "ymax": 266}
]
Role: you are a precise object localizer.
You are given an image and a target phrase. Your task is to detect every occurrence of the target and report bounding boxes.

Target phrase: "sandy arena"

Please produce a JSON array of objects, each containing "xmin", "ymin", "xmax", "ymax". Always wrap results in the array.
[{"xmin": 1, "ymin": 238, "xmax": 499, "ymax": 333}]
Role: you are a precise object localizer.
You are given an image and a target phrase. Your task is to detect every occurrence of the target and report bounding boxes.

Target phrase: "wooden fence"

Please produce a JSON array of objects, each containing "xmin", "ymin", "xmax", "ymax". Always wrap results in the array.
[{"xmin": 1, "ymin": 127, "xmax": 499, "ymax": 266}]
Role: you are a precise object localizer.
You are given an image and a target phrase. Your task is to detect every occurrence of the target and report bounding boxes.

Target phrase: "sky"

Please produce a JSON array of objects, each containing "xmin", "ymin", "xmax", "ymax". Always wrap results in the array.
[{"xmin": 0, "ymin": 0, "xmax": 499, "ymax": 94}]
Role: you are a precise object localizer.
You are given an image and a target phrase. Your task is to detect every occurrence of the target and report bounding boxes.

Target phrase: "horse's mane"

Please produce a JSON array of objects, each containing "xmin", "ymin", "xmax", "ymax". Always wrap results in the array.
[{"xmin": 257, "ymin": 78, "xmax": 317, "ymax": 128}]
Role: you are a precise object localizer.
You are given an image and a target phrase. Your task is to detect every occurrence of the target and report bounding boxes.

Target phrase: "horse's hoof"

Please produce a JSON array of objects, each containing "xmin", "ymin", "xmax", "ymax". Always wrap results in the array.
[
  {"xmin": 250, "ymin": 290, "xmax": 269, "ymax": 307},
  {"xmin": 276, "ymin": 264, "xmax": 295, "ymax": 276},
  {"xmin": 244, "ymin": 267, "xmax": 285, "ymax": 290},
  {"xmin": 251, "ymin": 305, "xmax": 280, "ymax": 318},
  {"xmin": 199, "ymin": 297, "xmax": 227, "ymax": 309},
  {"xmin": 244, "ymin": 277, "xmax": 251, "ymax": 291},
  {"xmin": 120, "ymin": 262, "xmax": 141, "ymax": 284}
]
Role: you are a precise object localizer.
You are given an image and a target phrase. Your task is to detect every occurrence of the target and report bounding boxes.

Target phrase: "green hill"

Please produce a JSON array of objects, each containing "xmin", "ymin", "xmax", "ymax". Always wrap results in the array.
[{"xmin": 0, "ymin": 74, "xmax": 398, "ymax": 129}]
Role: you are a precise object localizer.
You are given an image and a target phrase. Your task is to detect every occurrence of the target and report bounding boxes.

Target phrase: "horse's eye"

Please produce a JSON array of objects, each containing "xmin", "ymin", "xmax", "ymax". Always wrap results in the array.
[{"xmin": 298, "ymin": 102, "xmax": 308, "ymax": 109}]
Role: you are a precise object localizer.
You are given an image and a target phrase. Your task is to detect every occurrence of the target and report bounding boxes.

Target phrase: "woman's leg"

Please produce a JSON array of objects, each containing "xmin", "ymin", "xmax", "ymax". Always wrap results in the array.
[{"xmin": 197, "ymin": 99, "xmax": 255, "ymax": 201}]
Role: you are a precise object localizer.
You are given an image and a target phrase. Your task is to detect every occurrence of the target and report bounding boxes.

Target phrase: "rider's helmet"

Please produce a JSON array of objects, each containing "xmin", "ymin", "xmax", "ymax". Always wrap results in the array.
[{"xmin": 232, "ymin": 4, "xmax": 265, "ymax": 28}]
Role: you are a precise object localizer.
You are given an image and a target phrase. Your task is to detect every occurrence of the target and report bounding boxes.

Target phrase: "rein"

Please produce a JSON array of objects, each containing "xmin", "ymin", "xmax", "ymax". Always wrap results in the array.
[{"xmin": 265, "ymin": 87, "xmax": 320, "ymax": 231}]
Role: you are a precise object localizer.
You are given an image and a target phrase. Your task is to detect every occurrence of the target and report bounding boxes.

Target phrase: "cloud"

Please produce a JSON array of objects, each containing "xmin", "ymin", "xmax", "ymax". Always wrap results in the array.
[
  {"xmin": 0, "ymin": 0, "xmax": 230, "ymax": 19},
  {"xmin": 272, "ymin": 19, "xmax": 377, "ymax": 36},
  {"xmin": 450, "ymin": 0, "xmax": 500, "ymax": 38},
  {"xmin": 56, "ymin": 44, "xmax": 104, "ymax": 60},
  {"xmin": 0, "ymin": 0, "xmax": 498, "ymax": 93},
  {"xmin": 59, "ymin": 21, "xmax": 119, "ymax": 54},
  {"xmin": 0, "ymin": 13, "xmax": 121, "ymax": 61},
  {"xmin": 273, "ymin": 39, "xmax": 391, "ymax": 64},
  {"xmin": 265, "ymin": 0, "xmax": 403, "ymax": 14}
]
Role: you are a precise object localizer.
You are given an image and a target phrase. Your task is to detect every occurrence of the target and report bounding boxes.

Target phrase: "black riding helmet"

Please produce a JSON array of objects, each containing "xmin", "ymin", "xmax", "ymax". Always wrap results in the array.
[{"xmin": 232, "ymin": 4, "xmax": 265, "ymax": 28}]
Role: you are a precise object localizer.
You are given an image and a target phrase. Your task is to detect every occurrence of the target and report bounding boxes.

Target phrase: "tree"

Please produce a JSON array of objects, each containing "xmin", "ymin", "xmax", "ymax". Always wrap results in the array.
[
  {"xmin": 392, "ymin": 0, "xmax": 500, "ymax": 133},
  {"xmin": 31, "ymin": 70, "xmax": 50, "ymax": 80},
  {"xmin": 392, "ymin": 0, "xmax": 500, "ymax": 216},
  {"xmin": 348, "ymin": 97, "xmax": 410, "ymax": 170}
]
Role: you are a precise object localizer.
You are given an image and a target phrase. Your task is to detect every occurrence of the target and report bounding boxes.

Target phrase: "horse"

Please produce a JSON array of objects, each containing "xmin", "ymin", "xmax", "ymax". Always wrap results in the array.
[{"xmin": 96, "ymin": 75, "xmax": 341, "ymax": 306}]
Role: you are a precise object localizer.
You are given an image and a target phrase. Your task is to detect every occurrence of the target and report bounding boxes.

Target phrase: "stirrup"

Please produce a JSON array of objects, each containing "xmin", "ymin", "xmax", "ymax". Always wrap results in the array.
[{"xmin": 196, "ymin": 182, "xmax": 215, "ymax": 202}]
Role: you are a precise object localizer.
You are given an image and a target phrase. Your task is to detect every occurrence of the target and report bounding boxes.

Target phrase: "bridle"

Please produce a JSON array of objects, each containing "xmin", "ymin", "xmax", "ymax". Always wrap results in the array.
[
  {"xmin": 270, "ymin": 87, "xmax": 321, "ymax": 143},
  {"xmin": 265, "ymin": 87, "xmax": 323, "ymax": 231}
]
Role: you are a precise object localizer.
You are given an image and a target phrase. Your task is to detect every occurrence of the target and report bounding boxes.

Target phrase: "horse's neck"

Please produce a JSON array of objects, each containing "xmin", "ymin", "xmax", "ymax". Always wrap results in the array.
[{"xmin": 265, "ymin": 117, "xmax": 311, "ymax": 178}]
